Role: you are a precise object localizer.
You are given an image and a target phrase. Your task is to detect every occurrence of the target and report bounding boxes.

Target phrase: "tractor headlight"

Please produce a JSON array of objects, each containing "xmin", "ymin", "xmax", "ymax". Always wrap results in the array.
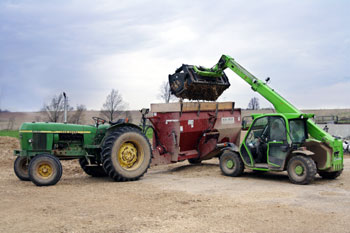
[{"xmin": 28, "ymin": 139, "xmax": 33, "ymax": 144}]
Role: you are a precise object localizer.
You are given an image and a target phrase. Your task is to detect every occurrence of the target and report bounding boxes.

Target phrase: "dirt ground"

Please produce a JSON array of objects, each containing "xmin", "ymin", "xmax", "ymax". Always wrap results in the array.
[{"xmin": 1, "ymin": 136, "xmax": 350, "ymax": 233}]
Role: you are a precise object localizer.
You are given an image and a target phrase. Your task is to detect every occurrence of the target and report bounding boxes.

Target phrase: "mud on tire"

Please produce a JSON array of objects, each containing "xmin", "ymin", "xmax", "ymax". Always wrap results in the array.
[
  {"xmin": 287, "ymin": 155, "xmax": 316, "ymax": 185},
  {"xmin": 101, "ymin": 126, "xmax": 152, "ymax": 181}
]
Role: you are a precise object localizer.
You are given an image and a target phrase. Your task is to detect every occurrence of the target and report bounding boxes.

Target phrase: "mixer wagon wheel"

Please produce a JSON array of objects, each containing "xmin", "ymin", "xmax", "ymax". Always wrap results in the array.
[
  {"xmin": 219, "ymin": 150, "xmax": 244, "ymax": 177},
  {"xmin": 101, "ymin": 126, "xmax": 152, "ymax": 181},
  {"xmin": 188, "ymin": 158, "xmax": 202, "ymax": 164},
  {"xmin": 14, "ymin": 156, "xmax": 30, "ymax": 181},
  {"xmin": 79, "ymin": 158, "xmax": 107, "ymax": 177},
  {"xmin": 28, "ymin": 154, "xmax": 62, "ymax": 186}
]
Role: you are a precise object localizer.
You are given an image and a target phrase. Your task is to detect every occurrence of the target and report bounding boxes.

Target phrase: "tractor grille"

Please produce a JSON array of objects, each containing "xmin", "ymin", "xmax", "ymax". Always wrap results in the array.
[{"xmin": 32, "ymin": 133, "xmax": 47, "ymax": 150}]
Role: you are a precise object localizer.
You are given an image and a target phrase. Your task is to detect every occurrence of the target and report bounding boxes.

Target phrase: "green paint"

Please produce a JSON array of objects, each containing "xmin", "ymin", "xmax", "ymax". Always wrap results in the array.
[
  {"xmin": 295, "ymin": 165, "xmax": 304, "ymax": 175},
  {"xmin": 14, "ymin": 121, "xmax": 133, "ymax": 161},
  {"xmin": 226, "ymin": 160, "xmax": 234, "ymax": 169},
  {"xmin": 193, "ymin": 54, "xmax": 343, "ymax": 172}
]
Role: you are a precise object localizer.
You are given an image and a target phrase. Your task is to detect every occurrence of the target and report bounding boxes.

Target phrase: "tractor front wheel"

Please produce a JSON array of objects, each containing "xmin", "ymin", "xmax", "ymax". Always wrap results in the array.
[
  {"xmin": 79, "ymin": 157, "xmax": 107, "ymax": 177},
  {"xmin": 28, "ymin": 154, "xmax": 62, "ymax": 186},
  {"xmin": 101, "ymin": 126, "xmax": 152, "ymax": 181},
  {"xmin": 219, "ymin": 150, "xmax": 244, "ymax": 177},
  {"xmin": 287, "ymin": 155, "xmax": 316, "ymax": 185},
  {"xmin": 14, "ymin": 156, "xmax": 30, "ymax": 181}
]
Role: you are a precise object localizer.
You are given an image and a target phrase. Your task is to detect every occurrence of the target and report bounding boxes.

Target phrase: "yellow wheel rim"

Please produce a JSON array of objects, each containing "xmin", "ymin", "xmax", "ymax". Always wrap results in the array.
[
  {"xmin": 37, "ymin": 163, "xmax": 53, "ymax": 178},
  {"xmin": 118, "ymin": 142, "xmax": 144, "ymax": 170}
]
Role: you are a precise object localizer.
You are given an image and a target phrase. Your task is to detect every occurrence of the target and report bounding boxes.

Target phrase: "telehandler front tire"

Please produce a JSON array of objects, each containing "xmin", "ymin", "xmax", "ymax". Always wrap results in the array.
[
  {"xmin": 287, "ymin": 155, "xmax": 316, "ymax": 185},
  {"xmin": 219, "ymin": 150, "xmax": 244, "ymax": 177},
  {"xmin": 101, "ymin": 126, "xmax": 152, "ymax": 181},
  {"xmin": 28, "ymin": 154, "xmax": 62, "ymax": 186}
]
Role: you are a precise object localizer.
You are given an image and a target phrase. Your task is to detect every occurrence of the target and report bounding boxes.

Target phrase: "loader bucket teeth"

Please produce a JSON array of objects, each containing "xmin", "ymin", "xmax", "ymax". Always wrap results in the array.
[{"xmin": 169, "ymin": 64, "xmax": 230, "ymax": 101}]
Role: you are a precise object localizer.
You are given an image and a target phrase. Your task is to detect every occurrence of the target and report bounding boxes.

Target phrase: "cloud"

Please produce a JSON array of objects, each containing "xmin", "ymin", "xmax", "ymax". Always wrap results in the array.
[{"xmin": 0, "ymin": 0, "xmax": 349, "ymax": 111}]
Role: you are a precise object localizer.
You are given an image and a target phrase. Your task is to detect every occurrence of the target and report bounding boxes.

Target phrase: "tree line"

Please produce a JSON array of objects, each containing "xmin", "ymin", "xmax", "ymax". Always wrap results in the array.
[{"xmin": 42, "ymin": 89, "xmax": 128, "ymax": 124}]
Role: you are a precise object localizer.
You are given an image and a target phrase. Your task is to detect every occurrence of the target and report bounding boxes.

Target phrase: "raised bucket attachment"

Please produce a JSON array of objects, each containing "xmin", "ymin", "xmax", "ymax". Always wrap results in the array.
[{"xmin": 168, "ymin": 64, "xmax": 230, "ymax": 101}]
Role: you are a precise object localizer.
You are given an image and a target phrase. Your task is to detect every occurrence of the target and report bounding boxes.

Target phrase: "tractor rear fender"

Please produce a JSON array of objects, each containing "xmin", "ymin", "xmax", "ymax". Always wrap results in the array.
[{"xmin": 101, "ymin": 123, "xmax": 142, "ymax": 146}]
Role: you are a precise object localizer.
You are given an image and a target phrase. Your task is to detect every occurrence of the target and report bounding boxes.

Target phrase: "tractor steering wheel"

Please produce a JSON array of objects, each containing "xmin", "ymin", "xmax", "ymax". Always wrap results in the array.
[{"xmin": 92, "ymin": 117, "xmax": 107, "ymax": 126}]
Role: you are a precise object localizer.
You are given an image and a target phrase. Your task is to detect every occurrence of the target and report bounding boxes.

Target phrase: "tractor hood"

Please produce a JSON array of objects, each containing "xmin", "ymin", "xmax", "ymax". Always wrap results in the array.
[{"xmin": 19, "ymin": 122, "xmax": 97, "ymax": 134}]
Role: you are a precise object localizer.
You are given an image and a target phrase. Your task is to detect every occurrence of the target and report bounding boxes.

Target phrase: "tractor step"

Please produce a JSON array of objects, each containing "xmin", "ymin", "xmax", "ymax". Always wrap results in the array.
[{"xmin": 169, "ymin": 64, "xmax": 230, "ymax": 101}]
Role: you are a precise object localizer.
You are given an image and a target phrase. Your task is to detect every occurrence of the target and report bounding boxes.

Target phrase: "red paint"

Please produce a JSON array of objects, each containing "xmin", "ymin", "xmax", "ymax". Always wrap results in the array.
[{"xmin": 149, "ymin": 107, "xmax": 241, "ymax": 166}]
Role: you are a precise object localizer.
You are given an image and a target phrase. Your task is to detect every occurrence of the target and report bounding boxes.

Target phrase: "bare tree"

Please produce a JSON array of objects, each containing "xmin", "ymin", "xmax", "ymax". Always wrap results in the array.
[
  {"xmin": 247, "ymin": 97, "xmax": 260, "ymax": 110},
  {"xmin": 101, "ymin": 89, "xmax": 126, "ymax": 122},
  {"xmin": 158, "ymin": 81, "xmax": 176, "ymax": 103},
  {"xmin": 42, "ymin": 93, "xmax": 65, "ymax": 122},
  {"xmin": 7, "ymin": 117, "xmax": 15, "ymax": 130},
  {"xmin": 69, "ymin": 104, "xmax": 87, "ymax": 124}
]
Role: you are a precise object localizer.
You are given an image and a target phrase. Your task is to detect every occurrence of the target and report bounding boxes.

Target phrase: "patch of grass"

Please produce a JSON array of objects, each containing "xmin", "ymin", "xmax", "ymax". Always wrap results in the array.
[{"xmin": 0, "ymin": 130, "xmax": 19, "ymax": 138}]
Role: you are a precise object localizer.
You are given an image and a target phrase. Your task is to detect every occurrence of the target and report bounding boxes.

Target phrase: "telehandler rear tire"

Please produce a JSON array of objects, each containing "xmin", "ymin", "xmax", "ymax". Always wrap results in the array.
[
  {"xmin": 28, "ymin": 154, "xmax": 62, "ymax": 186},
  {"xmin": 14, "ymin": 156, "xmax": 30, "ymax": 181},
  {"xmin": 287, "ymin": 155, "xmax": 316, "ymax": 185},
  {"xmin": 219, "ymin": 150, "xmax": 244, "ymax": 177},
  {"xmin": 318, "ymin": 170, "xmax": 343, "ymax": 179},
  {"xmin": 101, "ymin": 126, "xmax": 152, "ymax": 181},
  {"xmin": 79, "ymin": 157, "xmax": 107, "ymax": 177}
]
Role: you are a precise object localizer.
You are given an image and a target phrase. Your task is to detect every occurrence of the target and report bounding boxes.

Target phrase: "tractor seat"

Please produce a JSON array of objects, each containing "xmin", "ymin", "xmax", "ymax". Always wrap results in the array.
[{"xmin": 109, "ymin": 118, "xmax": 128, "ymax": 126}]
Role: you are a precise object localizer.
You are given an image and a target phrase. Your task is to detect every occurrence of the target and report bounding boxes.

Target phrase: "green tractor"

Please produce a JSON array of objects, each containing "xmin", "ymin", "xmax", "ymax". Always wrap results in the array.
[{"xmin": 14, "ymin": 117, "xmax": 152, "ymax": 186}]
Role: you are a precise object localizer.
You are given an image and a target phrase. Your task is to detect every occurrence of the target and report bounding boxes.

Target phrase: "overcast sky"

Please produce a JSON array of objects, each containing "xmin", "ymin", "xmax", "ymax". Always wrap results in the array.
[{"xmin": 0, "ymin": 0, "xmax": 349, "ymax": 112}]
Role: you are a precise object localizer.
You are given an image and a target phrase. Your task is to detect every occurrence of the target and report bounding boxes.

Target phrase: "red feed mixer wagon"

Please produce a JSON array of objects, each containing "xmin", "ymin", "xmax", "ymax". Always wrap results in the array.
[{"xmin": 146, "ymin": 101, "xmax": 242, "ymax": 165}]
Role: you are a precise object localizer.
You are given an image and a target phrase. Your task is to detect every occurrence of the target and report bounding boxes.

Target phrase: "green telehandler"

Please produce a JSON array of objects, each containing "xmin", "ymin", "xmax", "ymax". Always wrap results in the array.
[{"xmin": 169, "ymin": 54, "xmax": 343, "ymax": 184}]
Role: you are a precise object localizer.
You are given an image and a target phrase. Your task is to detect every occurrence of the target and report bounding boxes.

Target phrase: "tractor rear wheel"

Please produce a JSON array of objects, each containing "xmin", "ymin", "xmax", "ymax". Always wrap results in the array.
[
  {"xmin": 219, "ymin": 150, "xmax": 244, "ymax": 177},
  {"xmin": 14, "ymin": 156, "xmax": 30, "ymax": 181},
  {"xmin": 79, "ymin": 157, "xmax": 107, "ymax": 177},
  {"xmin": 318, "ymin": 170, "xmax": 343, "ymax": 179},
  {"xmin": 28, "ymin": 154, "xmax": 62, "ymax": 186},
  {"xmin": 101, "ymin": 126, "xmax": 152, "ymax": 181},
  {"xmin": 287, "ymin": 155, "xmax": 316, "ymax": 185}
]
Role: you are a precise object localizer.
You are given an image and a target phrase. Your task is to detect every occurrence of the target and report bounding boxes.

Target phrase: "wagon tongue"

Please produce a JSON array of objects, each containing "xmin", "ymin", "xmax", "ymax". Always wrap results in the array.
[{"xmin": 168, "ymin": 64, "xmax": 230, "ymax": 101}]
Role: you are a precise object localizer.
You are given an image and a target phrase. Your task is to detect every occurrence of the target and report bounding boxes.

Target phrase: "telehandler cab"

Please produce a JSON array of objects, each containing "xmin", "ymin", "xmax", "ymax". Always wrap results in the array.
[{"xmin": 169, "ymin": 55, "xmax": 343, "ymax": 184}]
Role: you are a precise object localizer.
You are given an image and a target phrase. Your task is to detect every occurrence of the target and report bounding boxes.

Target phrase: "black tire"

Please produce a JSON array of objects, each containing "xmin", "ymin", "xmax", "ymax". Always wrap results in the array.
[
  {"xmin": 287, "ymin": 155, "xmax": 316, "ymax": 185},
  {"xmin": 318, "ymin": 170, "xmax": 343, "ymax": 179},
  {"xmin": 79, "ymin": 157, "xmax": 107, "ymax": 177},
  {"xmin": 28, "ymin": 154, "xmax": 63, "ymax": 186},
  {"xmin": 219, "ymin": 150, "xmax": 244, "ymax": 177},
  {"xmin": 188, "ymin": 158, "xmax": 202, "ymax": 164},
  {"xmin": 14, "ymin": 156, "xmax": 30, "ymax": 181},
  {"xmin": 101, "ymin": 126, "xmax": 152, "ymax": 181}
]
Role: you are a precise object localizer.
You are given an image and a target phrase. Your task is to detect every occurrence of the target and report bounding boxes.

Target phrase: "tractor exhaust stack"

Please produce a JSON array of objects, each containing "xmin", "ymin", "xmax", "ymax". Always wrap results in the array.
[{"xmin": 63, "ymin": 92, "xmax": 67, "ymax": 124}]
